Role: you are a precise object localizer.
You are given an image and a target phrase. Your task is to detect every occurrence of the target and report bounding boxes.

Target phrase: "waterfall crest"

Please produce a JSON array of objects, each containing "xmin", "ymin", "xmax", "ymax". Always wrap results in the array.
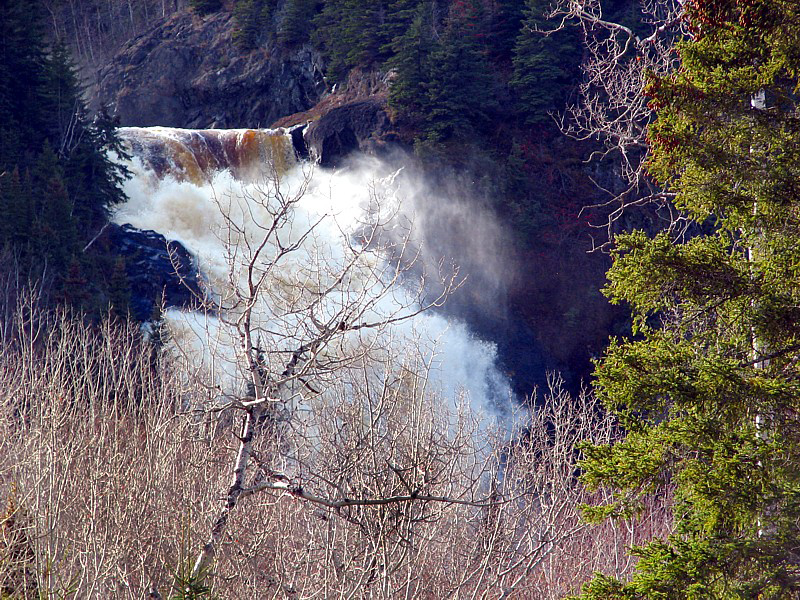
[{"xmin": 118, "ymin": 127, "xmax": 297, "ymax": 184}]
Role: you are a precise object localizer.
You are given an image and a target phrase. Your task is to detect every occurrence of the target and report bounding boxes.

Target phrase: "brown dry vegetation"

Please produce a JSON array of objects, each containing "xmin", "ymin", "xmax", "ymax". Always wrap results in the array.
[{"xmin": 0, "ymin": 289, "xmax": 671, "ymax": 598}]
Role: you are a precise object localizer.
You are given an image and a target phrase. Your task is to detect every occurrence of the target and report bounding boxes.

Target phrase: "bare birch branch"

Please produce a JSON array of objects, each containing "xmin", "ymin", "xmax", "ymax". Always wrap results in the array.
[{"xmin": 548, "ymin": 0, "xmax": 689, "ymax": 244}]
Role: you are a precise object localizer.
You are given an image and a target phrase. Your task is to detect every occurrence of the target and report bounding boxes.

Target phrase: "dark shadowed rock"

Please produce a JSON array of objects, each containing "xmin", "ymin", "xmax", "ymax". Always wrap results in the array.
[
  {"xmin": 289, "ymin": 124, "xmax": 310, "ymax": 160},
  {"xmin": 90, "ymin": 12, "xmax": 325, "ymax": 129},
  {"xmin": 103, "ymin": 223, "xmax": 202, "ymax": 321},
  {"xmin": 303, "ymin": 100, "xmax": 394, "ymax": 167}
]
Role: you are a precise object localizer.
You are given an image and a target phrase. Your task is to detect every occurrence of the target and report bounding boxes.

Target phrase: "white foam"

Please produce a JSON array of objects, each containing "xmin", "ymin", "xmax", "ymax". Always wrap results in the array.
[{"xmin": 113, "ymin": 132, "xmax": 513, "ymax": 421}]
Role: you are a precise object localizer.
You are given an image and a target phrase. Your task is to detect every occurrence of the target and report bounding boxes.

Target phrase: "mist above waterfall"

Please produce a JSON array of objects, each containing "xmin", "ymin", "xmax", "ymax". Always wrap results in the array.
[
  {"xmin": 112, "ymin": 127, "xmax": 514, "ymax": 419},
  {"xmin": 340, "ymin": 153, "xmax": 513, "ymax": 321}
]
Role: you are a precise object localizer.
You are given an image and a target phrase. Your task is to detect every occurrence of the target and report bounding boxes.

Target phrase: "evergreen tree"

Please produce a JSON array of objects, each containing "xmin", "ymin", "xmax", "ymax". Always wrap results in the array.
[
  {"xmin": 108, "ymin": 256, "xmax": 131, "ymax": 317},
  {"xmin": 485, "ymin": 0, "xmax": 527, "ymax": 64},
  {"xmin": 511, "ymin": 0, "xmax": 580, "ymax": 125},
  {"xmin": 423, "ymin": 1, "xmax": 497, "ymax": 141},
  {"xmin": 380, "ymin": 0, "xmax": 424, "ymax": 55},
  {"xmin": 3, "ymin": 167, "xmax": 34, "ymax": 251},
  {"xmin": 60, "ymin": 256, "xmax": 91, "ymax": 311},
  {"xmin": 314, "ymin": 0, "xmax": 387, "ymax": 81},
  {"xmin": 387, "ymin": 2, "xmax": 435, "ymax": 127},
  {"xmin": 32, "ymin": 143, "xmax": 78, "ymax": 275},
  {"xmin": 44, "ymin": 41, "xmax": 83, "ymax": 153},
  {"xmin": 146, "ymin": 292, "xmax": 172, "ymax": 377},
  {"xmin": 277, "ymin": 0, "xmax": 317, "ymax": 48},
  {"xmin": 577, "ymin": 1, "xmax": 800, "ymax": 597},
  {"xmin": 189, "ymin": 0, "xmax": 223, "ymax": 15},
  {"xmin": 233, "ymin": 0, "xmax": 274, "ymax": 50},
  {"xmin": 0, "ymin": 0, "xmax": 49, "ymax": 167},
  {"xmin": 1, "ymin": 2, "xmax": 129, "ymax": 316},
  {"xmin": 147, "ymin": 294, "xmax": 171, "ymax": 351},
  {"xmin": 64, "ymin": 108, "xmax": 130, "ymax": 230}
]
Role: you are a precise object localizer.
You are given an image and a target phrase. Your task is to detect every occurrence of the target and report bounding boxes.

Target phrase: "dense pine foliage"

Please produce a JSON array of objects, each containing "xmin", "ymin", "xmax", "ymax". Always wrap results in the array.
[
  {"xmin": 578, "ymin": 0, "xmax": 800, "ymax": 596},
  {"xmin": 0, "ymin": 1, "xmax": 131, "ymax": 315},
  {"xmin": 220, "ymin": 0, "xmax": 583, "ymax": 148}
]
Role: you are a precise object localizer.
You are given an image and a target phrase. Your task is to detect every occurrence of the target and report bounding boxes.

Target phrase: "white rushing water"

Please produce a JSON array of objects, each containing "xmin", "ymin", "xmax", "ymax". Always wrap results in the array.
[{"xmin": 112, "ymin": 127, "xmax": 512, "ymax": 420}]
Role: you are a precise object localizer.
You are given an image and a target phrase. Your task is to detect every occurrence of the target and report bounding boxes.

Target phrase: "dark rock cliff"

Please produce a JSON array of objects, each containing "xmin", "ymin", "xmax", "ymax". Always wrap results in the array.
[
  {"xmin": 303, "ymin": 99, "xmax": 393, "ymax": 167},
  {"xmin": 274, "ymin": 68, "xmax": 399, "ymax": 167},
  {"xmin": 90, "ymin": 11, "xmax": 396, "ymax": 167},
  {"xmin": 101, "ymin": 224, "xmax": 202, "ymax": 321},
  {"xmin": 90, "ymin": 11, "xmax": 325, "ymax": 129}
]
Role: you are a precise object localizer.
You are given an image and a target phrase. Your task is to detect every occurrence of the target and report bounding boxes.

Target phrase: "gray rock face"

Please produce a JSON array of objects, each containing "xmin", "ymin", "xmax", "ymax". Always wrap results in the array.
[{"xmin": 90, "ymin": 11, "xmax": 325, "ymax": 129}]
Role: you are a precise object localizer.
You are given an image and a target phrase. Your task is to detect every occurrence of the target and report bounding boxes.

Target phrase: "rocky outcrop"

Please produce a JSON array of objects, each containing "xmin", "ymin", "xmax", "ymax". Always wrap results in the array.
[
  {"xmin": 303, "ymin": 99, "xmax": 394, "ymax": 167},
  {"xmin": 274, "ymin": 69, "xmax": 400, "ymax": 167},
  {"xmin": 90, "ymin": 11, "xmax": 325, "ymax": 129},
  {"xmin": 90, "ymin": 14, "xmax": 399, "ymax": 165},
  {"xmin": 102, "ymin": 224, "xmax": 202, "ymax": 320}
]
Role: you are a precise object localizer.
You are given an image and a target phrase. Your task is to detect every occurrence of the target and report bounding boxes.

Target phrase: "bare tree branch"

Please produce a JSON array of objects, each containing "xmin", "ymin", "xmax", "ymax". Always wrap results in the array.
[
  {"xmin": 548, "ymin": 0, "xmax": 689, "ymax": 245},
  {"xmin": 185, "ymin": 162, "xmax": 466, "ymax": 579}
]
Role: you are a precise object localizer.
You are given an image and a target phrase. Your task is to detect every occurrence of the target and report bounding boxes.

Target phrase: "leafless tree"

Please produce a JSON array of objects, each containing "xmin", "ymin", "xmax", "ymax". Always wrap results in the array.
[
  {"xmin": 197, "ymin": 373, "xmax": 670, "ymax": 598},
  {"xmin": 547, "ymin": 0, "xmax": 689, "ymax": 243},
  {"xmin": 0, "ymin": 167, "xmax": 672, "ymax": 597},
  {"xmin": 174, "ymin": 162, "xmax": 469, "ymax": 579},
  {"xmin": 0, "ymin": 302, "xmax": 207, "ymax": 597},
  {"xmin": 0, "ymin": 294, "xmax": 671, "ymax": 596},
  {"xmin": 166, "ymin": 162, "xmax": 673, "ymax": 595},
  {"xmin": 42, "ymin": 0, "xmax": 188, "ymax": 67}
]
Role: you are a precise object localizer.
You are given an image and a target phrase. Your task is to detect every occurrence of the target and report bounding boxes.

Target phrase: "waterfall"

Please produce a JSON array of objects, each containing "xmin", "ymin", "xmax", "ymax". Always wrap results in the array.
[{"xmin": 112, "ymin": 126, "xmax": 512, "ymax": 419}]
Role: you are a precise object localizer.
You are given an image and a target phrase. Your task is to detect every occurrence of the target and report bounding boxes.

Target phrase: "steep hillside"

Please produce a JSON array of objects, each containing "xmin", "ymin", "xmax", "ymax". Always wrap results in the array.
[{"xmin": 89, "ymin": 11, "xmax": 324, "ymax": 128}]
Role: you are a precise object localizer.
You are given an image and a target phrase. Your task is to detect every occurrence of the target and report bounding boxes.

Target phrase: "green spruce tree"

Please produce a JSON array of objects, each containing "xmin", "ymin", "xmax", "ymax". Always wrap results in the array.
[
  {"xmin": 380, "ymin": 0, "xmax": 424, "ymax": 55},
  {"xmin": 146, "ymin": 292, "xmax": 172, "ymax": 378},
  {"xmin": 108, "ymin": 256, "xmax": 131, "ymax": 318},
  {"xmin": 2, "ymin": 2, "xmax": 130, "ymax": 315},
  {"xmin": 387, "ymin": 2, "xmax": 435, "ymax": 127},
  {"xmin": 511, "ymin": 0, "xmax": 580, "ymax": 125},
  {"xmin": 60, "ymin": 256, "xmax": 91, "ymax": 311},
  {"xmin": 4, "ymin": 167, "xmax": 34, "ymax": 252},
  {"xmin": 49, "ymin": 42, "xmax": 130, "ymax": 231},
  {"xmin": 0, "ymin": 0, "xmax": 49, "ymax": 168},
  {"xmin": 577, "ymin": 0, "xmax": 800, "ymax": 597},
  {"xmin": 485, "ymin": 0, "xmax": 527, "ymax": 64},
  {"xmin": 277, "ymin": 0, "xmax": 317, "ymax": 47},
  {"xmin": 314, "ymin": 0, "xmax": 387, "ymax": 81},
  {"xmin": 233, "ymin": 0, "xmax": 274, "ymax": 49},
  {"xmin": 189, "ymin": 0, "xmax": 223, "ymax": 15},
  {"xmin": 33, "ymin": 153, "xmax": 78, "ymax": 276},
  {"xmin": 423, "ymin": 0, "xmax": 497, "ymax": 141}
]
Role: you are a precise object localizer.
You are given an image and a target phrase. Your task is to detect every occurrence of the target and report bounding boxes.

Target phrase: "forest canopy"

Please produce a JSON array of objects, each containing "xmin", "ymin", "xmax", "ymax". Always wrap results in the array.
[{"xmin": 1, "ymin": 0, "xmax": 131, "ymax": 315}]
